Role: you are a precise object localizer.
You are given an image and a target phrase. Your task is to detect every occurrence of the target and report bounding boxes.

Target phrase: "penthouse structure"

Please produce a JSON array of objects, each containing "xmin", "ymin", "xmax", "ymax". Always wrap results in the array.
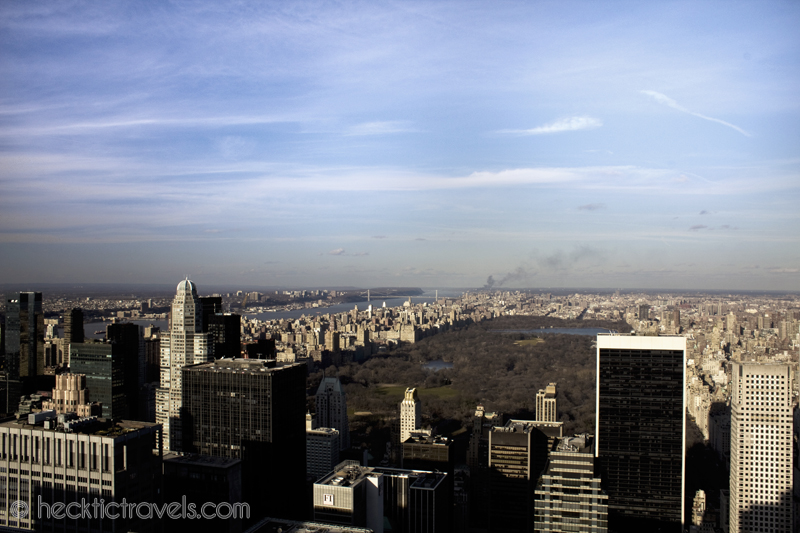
[
  {"xmin": 0, "ymin": 414, "xmax": 162, "ymax": 532},
  {"xmin": 40, "ymin": 373, "xmax": 100, "ymax": 417}
]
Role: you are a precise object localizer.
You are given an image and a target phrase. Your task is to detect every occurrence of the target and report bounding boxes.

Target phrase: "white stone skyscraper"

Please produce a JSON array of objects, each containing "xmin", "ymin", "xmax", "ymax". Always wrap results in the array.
[
  {"xmin": 729, "ymin": 362, "xmax": 793, "ymax": 533},
  {"xmin": 315, "ymin": 376, "xmax": 350, "ymax": 451},
  {"xmin": 155, "ymin": 279, "xmax": 212, "ymax": 451},
  {"xmin": 400, "ymin": 387, "xmax": 421, "ymax": 443}
]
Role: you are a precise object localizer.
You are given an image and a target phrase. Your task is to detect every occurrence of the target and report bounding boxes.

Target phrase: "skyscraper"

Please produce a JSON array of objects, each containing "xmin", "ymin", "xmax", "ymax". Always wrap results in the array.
[
  {"xmin": 182, "ymin": 358, "xmax": 307, "ymax": 519},
  {"xmin": 596, "ymin": 334, "xmax": 685, "ymax": 532},
  {"xmin": 156, "ymin": 278, "xmax": 212, "ymax": 451},
  {"xmin": 106, "ymin": 322, "xmax": 143, "ymax": 420},
  {"xmin": 400, "ymin": 387, "xmax": 421, "ymax": 443},
  {"xmin": 5, "ymin": 292, "xmax": 44, "ymax": 383},
  {"xmin": 316, "ymin": 376, "xmax": 350, "ymax": 450},
  {"xmin": 70, "ymin": 342, "xmax": 127, "ymax": 419},
  {"xmin": 729, "ymin": 362, "xmax": 793, "ymax": 533},
  {"xmin": 535, "ymin": 382, "xmax": 558, "ymax": 422},
  {"xmin": 535, "ymin": 434, "xmax": 608, "ymax": 532},
  {"xmin": 63, "ymin": 307, "xmax": 84, "ymax": 345}
]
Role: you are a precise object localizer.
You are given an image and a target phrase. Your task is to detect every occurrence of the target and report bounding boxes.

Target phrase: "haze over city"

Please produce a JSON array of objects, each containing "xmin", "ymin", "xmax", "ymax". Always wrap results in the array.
[{"xmin": 1, "ymin": 1, "xmax": 798, "ymax": 290}]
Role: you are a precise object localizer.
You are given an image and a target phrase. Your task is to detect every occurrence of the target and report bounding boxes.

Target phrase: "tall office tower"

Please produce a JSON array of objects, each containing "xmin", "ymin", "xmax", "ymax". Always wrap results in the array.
[
  {"xmin": 156, "ymin": 278, "xmax": 212, "ymax": 451},
  {"xmin": 488, "ymin": 419, "xmax": 561, "ymax": 532},
  {"xmin": 199, "ymin": 295, "xmax": 222, "ymax": 330},
  {"xmin": 307, "ymin": 426, "xmax": 340, "ymax": 480},
  {"xmin": 535, "ymin": 382, "xmax": 558, "ymax": 422},
  {"xmin": 70, "ymin": 342, "xmax": 127, "ymax": 418},
  {"xmin": 534, "ymin": 434, "xmax": 608, "ymax": 533},
  {"xmin": 638, "ymin": 304, "xmax": 650, "ymax": 320},
  {"xmin": 106, "ymin": 322, "xmax": 142, "ymax": 420},
  {"xmin": 207, "ymin": 313, "xmax": 242, "ymax": 359},
  {"xmin": 5, "ymin": 292, "xmax": 44, "ymax": 405},
  {"xmin": 182, "ymin": 359, "xmax": 307, "ymax": 519},
  {"xmin": 596, "ymin": 334, "xmax": 686, "ymax": 532},
  {"xmin": 729, "ymin": 362, "xmax": 793, "ymax": 533},
  {"xmin": 400, "ymin": 387, "xmax": 421, "ymax": 443},
  {"xmin": 467, "ymin": 405, "xmax": 503, "ymax": 530},
  {"xmin": 727, "ymin": 312, "xmax": 737, "ymax": 333},
  {"xmin": 0, "ymin": 415, "xmax": 162, "ymax": 533},
  {"xmin": 63, "ymin": 307, "xmax": 84, "ymax": 345},
  {"xmin": 402, "ymin": 434, "xmax": 453, "ymax": 477},
  {"xmin": 316, "ymin": 376, "xmax": 351, "ymax": 450}
]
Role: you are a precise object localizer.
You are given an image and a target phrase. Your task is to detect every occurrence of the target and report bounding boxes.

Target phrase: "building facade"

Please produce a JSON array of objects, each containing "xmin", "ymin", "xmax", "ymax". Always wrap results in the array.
[
  {"xmin": 4, "ymin": 292, "xmax": 44, "ymax": 412},
  {"xmin": 316, "ymin": 377, "xmax": 351, "ymax": 451},
  {"xmin": 729, "ymin": 362, "xmax": 793, "ymax": 533},
  {"xmin": 535, "ymin": 382, "xmax": 558, "ymax": 422},
  {"xmin": 181, "ymin": 358, "xmax": 306, "ymax": 519},
  {"xmin": 155, "ymin": 279, "xmax": 212, "ymax": 451},
  {"xmin": 307, "ymin": 426, "xmax": 341, "ymax": 480},
  {"xmin": 0, "ymin": 414, "xmax": 162, "ymax": 532},
  {"xmin": 596, "ymin": 334, "xmax": 685, "ymax": 532},
  {"xmin": 400, "ymin": 388, "xmax": 421, "ymax": 444},
  {"xmin": 41, "ymin": 373, "xmax": 99, "ymax": 417},
  {"xmin": 534, "ymin": 434, "xmax": 608, "ymax": 532},
  {"xmin": 69, "ymin": 343, "xmax": 127, "ymax": 419}
]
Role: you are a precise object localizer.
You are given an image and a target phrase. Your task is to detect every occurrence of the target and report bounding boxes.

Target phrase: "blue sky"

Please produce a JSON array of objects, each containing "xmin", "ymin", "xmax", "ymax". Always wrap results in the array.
[{"xmin": 1, "ymin": 1, "xmax": 798, "ymax": 290}]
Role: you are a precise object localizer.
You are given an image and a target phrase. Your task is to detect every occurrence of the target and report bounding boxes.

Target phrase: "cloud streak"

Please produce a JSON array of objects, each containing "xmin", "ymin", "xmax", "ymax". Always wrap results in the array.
[
  {"xmin": 641, "ymin": 90, "xmax": 751, "ymax": 137},
  {"xmin": 499, "ymin": 116, "xmax": 602, "ymax": 135}
]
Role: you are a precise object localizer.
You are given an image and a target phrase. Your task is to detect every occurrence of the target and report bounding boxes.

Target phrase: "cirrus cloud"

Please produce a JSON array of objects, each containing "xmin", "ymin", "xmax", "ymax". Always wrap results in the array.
[{"xmin": 498, "ymin": 116, "xmax": 602, "ymax": 135}]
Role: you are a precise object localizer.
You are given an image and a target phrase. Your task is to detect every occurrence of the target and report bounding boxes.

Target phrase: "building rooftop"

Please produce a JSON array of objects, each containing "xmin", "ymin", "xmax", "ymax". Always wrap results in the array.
[
  {"xmin": 163, "ymin": 452, "xmax": 241, "ymax": 468},
  {"xmin": 0, "ymin": 413, "xmax": 160, "ymax": 438},
  {"xmin": 246, "ymin": 516, "xmax": 373, "ymax": 533},
  {"xmin": 316, "ymin": 462, "xmax": 377, "ymax": 488},
  {"xmin": 187, "ymin": 359, "xmax": 304, "ymax": 374},
  {"xmin": 555, "ymin": 433, "xmax": 594, "ymax": 454}
]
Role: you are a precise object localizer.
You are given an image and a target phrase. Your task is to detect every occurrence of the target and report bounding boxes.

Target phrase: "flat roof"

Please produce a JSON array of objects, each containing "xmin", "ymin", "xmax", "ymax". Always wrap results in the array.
[
  {"xmin": 597, "ymin": 334, "xmax": 686, "ymax": 350},
  {"xmin": 163, "ymin": 452, "xmax": 241, "ymax": 468},
  {"xmin": 0, "ymin": 416, "xmax": 160, "ymax": 438}
]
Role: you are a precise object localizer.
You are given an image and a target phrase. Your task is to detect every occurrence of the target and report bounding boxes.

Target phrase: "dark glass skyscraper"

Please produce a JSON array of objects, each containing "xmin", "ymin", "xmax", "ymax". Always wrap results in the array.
[
  {"xmin": 4, "ymin": 292, "xmax": 44, "ymax": 411},
  {"xmin": 70, "ymin": 342, "xmax": 127, "ymax": 419},
  {"xmin": 63, "ymin": 307, "xmax": 85, "ymax": 345},
  {"xmin": 5, "ymin": 292, "xmax": 44, "ymax": 379},
  {"xmin": 106, "ymin": 322, "xmax": 143, "ymax": 420},
  {"xmin": 182, "ymin": 359, "xmax": 307, "ymax": 519},
  {"xmin": 596, "ymin": 334, "xmax": 685, "ymax": 532}
]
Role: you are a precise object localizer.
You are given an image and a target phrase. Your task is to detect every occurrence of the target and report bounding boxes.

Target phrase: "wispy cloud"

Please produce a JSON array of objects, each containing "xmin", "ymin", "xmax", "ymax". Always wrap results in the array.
[
  {"xmin": 328, "ymin": 248, "xmax": 346, "ymax": 255},
  {"xmin": 345, "ymin": 121, "xmax": 415, "ymax": 136},
  {"xmin": 689, "ymin": 225, "xmax": 708, "ymax": 231},
  {"xmin": 578, "ymin": 203, "xmax": 606, "ymax": 211},
  {"xmin": 699, "ymin": 210, "xmax": 710, "ymax": 215},
  {"xmin": 641, "ymin": 90, "xmax": 751, "ymax": 137},
  {"xmin": 499, "ymin": 116, "xmax": 602, "ymax": 135}
]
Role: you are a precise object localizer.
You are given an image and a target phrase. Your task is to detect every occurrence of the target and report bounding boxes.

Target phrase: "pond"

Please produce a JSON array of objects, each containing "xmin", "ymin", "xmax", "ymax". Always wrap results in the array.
[
  {"xmin": 422, "ymin": 360, "xmax": 453, "ymax": 372},
  {"xmin": 492, "ymin": 327, "xmax": 614, "ymax": 336}
]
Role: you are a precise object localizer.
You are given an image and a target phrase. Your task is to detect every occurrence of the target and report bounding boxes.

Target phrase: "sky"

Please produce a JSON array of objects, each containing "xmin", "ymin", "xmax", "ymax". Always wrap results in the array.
[{"xmin": 1, "ymin": 1, "xmax": 799, "ymax": 291}]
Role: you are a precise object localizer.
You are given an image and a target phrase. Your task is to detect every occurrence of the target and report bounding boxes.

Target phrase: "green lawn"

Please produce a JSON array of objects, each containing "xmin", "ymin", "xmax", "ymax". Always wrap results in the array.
[{"xmin": 513, "ymin": 338, "xmax": 543, "ymax": 347}]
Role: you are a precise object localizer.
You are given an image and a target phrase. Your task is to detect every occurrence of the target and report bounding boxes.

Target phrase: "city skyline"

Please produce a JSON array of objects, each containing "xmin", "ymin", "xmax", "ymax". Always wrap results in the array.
[{"xmin": 1, "ymin": 2, "xmax": 798, "ymax": 290}]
